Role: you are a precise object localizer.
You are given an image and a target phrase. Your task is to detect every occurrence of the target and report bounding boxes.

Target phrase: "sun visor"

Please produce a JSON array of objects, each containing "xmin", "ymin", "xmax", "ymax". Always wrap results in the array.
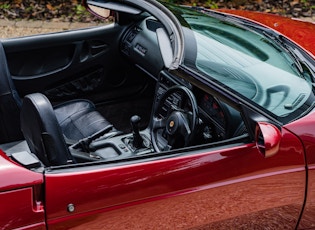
[{"xmin": 156, "ymin": 27, "xmax": 174, "ymax": 69}]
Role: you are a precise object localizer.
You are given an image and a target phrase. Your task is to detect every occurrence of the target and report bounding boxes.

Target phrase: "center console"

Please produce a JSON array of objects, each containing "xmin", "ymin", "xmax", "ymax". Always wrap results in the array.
[
  {"xmin": 70, "ymin": 116, "xmax": 153, "ymax": 162},
  {"xmin": 89, "ymin": 130, "xmax": 152, "ymax": 159}
]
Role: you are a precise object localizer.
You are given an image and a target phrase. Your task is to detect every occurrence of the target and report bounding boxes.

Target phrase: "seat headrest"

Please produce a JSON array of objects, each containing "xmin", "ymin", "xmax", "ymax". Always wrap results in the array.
[{"xmin": 20, "ymin": 93, "xmax": 74, "ymax": 166}]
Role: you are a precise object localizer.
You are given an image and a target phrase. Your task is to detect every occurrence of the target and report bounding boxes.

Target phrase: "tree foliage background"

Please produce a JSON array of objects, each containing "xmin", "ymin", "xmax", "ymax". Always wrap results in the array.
[
  {"xmin": 0, "ymin": 0, "xmax": 314, "ymax": 22},
  {"xmin": 0, "ymin": 0, "xmax": 94, "ymax": 22}
]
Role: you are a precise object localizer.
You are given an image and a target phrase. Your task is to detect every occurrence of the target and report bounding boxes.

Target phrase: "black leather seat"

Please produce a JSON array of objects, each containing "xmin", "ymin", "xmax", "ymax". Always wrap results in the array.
[
  {"xmin": 54, "ymin": 100, "xmax": 113, "ymax": 143},
  {"xmin": 20, "ymin": 93, "xmax": 75, "ymax": 166},
  {"xmin": 0, "ymin": 42, "xmax": 115, "ymax": 144}
]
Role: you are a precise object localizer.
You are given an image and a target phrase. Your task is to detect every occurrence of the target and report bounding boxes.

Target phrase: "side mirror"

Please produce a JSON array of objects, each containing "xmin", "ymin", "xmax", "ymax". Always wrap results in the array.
[{"xmin": 255, "ymin": 122, "xmax": 281, "ymax": 158}]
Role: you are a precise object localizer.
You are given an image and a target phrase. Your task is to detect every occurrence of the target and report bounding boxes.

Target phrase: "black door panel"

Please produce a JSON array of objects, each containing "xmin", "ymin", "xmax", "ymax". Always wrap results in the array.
[
  {"xmin": 7, "ymin": 44, "xmax": 75, "ymax": 77},
  {"xmin": 2, "ymin": 25, "xmax": 151, "ymax": 105}
]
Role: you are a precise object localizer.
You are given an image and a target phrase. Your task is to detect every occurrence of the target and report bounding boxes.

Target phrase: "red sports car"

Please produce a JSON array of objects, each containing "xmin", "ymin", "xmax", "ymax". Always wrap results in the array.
[{"xmin": 1, "ymin": 0, "xmax": 315, "ymax": 229}]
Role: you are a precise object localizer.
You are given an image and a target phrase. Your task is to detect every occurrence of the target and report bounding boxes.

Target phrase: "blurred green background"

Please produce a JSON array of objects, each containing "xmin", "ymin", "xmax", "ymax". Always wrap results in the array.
[{"xmin": 0, "ymin": 0, "xmax": 314, "ymax": 22}]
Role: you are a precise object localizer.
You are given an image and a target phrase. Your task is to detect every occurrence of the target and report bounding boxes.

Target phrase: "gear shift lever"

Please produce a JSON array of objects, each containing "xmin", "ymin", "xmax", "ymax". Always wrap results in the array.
[{"xmin": 130, "ymin": 115, "xmax": 143, "ymax": 149}]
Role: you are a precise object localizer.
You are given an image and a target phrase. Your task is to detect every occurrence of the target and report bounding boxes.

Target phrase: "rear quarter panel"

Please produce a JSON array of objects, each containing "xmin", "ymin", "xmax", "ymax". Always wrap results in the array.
[{"xmin": 0, "ymin": 151, "xmax": 45, "ymax": 229}]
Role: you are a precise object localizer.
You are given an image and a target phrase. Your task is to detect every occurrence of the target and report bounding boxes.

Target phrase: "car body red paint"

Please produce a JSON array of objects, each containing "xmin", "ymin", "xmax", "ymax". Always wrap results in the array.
[{"xmin": 0, "ymin": 151, "xmax": 45, "ymax": 229}]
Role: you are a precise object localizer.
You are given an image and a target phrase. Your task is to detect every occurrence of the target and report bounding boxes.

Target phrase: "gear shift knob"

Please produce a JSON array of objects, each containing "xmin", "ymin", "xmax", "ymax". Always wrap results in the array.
[
  {"xmin": 130, "ymin": 115, "xmax": 143, "ymax": 148},
  {"xmin": 131, "ymin": 115, "xmax": 141, "ymax": 133}
]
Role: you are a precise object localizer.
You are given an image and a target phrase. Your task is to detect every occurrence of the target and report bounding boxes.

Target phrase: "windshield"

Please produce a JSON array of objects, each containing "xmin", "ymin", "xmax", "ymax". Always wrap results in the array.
[{"xmin": 164, "ymin": 4, "xmax": 314, "ymax": 120}]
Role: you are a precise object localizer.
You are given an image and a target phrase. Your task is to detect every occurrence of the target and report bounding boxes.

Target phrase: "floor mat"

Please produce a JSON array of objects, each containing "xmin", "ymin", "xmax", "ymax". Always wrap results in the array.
[{"xmin": 97, "ymin": 96, "xmax": 153, "ymax": 133}]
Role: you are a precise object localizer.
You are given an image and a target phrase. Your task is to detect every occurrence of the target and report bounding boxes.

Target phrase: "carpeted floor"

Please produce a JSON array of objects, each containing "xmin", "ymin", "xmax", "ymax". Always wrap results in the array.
[{"xmin": 97, "ymin": 93, "xmax": 154, "ymax": 134}]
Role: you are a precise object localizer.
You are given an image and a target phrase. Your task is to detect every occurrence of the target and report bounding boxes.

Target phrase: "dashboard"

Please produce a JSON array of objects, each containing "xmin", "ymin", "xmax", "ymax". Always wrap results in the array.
[
  {"xmin": 156, "ymin": 71, "xmax": 243, "ymax": 144},
  {"xmin": 199, "ymin": 93, "xmax": 226, "ymax": 140},
  {"xmin": 120, "ymin": 17, "xmax": 245, "ymax": 145},
  {"xmin": 121, "ymin": 17, "xmax": 165, "ymax": 78}
]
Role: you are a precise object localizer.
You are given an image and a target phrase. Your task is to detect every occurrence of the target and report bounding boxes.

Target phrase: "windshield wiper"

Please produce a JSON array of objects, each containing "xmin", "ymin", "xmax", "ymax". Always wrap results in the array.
[
  {"xmin": 215, "ymin": 15, "xmax": 304, "ymax": 74},
  {"xmin": 260, "ymin": 30, "xmax": 304, "ymax": 74}
]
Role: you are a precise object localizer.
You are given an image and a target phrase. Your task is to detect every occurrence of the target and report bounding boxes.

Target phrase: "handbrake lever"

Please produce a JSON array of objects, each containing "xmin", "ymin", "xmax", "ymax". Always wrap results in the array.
[{"xmin": 73, "ymin": 125, "xmax": 114, "ymax": 152}]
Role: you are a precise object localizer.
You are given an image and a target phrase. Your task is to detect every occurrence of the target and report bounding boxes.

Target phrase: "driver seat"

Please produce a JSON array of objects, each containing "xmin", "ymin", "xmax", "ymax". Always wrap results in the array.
[{"xmin": 20, "ymin": 93, "xmax": 75, "ymax": 166}]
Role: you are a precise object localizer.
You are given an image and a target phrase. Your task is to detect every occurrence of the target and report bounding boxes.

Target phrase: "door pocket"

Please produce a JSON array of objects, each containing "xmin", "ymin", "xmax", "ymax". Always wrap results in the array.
[{"xmin": 45, "ymin": 68, "xmax": 104, "ymax": 99}]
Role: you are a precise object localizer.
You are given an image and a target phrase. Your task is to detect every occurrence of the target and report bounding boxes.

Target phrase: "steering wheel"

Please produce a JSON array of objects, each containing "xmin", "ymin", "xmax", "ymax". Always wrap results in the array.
[{"xmin": 151, "ymin": 85, "xmax": 198, "ymax": 152}]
